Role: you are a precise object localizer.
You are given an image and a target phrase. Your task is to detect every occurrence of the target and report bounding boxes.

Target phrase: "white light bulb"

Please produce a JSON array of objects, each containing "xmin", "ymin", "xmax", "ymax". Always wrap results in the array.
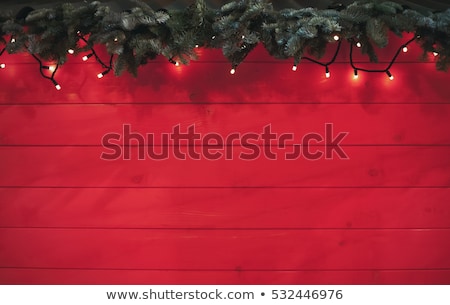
[
  {"xmin": 212, "ymin": 36, "xmax": 216, "ymax": 40},
  {"xmin": 292, "ymin": 65, "xmax": 297, "ymax": 71},
  {"xmin": 11, "ymin": 38, "xmax": 16, "ymax": 43},
  {"xmin": 333, "ymin": 35, "xmax": 340, "ymax": 41},
  {"xmin": 433, "ymin": 52, "xmax": 439, "ymax": 56},
  {"xmin": 356, "ymin": 42, "xmax": 362, "ymax": 48},
  {"xmin": 97, "ymin": 73, "xmax": 104, "ymax": 79},
  {"xmin": 67, "ymin": 49, "xmax": 75, "ymax": 54},
  {"xmin": 82, "ymin": 55, "xmax": 89, "ymax": 61},
  {"xmin": 386, "ymin": 71, "xmax": 394, "ymax": 81},
  {"xmin": 0, "ymin": 63, "xmax": 5, "ymax": 69},
  {"xmin": 230, "ymin": 68, "xmax": 236, "ymax": 75},
  {"xmin": 326, "ymin": 72, "xmax": 331, "ymax": 78},
  {"xmin": 353, "ymin": 69, "xmax": 359, "ymax": 79},
  {"xmin": 402, "ymin": 46, "xmax": 408, "ymax": 53},
  {"xmin": 55, "ymin": 84, "xmax": 61, "ymax": 90},
  {"xmin": 195, "ymin": 44, "xmax": 199, "ymax": 48},
  {"xmin": 175, "ymin": 61, "xmax": 180, "ymax": 67},
  {"xmin": 242, "ymin": 35, "xmax": 245, "ymax": 39},
  {"xmin": 48, "ymin": 65, "xmax": 56, "ymax": 72},
  {"xmin": 114, "ymin": 37, "xmax": 118, "ymax": 42}
]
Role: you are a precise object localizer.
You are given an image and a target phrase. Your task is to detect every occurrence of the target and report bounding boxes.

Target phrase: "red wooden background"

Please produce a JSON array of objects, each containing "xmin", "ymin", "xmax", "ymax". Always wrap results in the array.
[{"xmin": 0, "ymin": 34, "xmax": 449, "ymax": 284}]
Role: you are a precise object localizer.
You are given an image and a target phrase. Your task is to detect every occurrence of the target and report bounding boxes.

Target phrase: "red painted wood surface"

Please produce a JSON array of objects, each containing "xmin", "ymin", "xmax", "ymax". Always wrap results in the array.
[{"xmin": 0, "ymin": 34, "xmax": 449, "ymax": 284}]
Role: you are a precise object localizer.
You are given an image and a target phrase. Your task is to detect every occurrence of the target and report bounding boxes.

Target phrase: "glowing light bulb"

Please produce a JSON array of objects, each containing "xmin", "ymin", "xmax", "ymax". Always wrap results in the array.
[
  {"xmin": 353, "ymin": 69, "xmax": 359, "ymax": 79},
  {"xmin": 175, "ymin": 61, "xmax": 180, "ymax": 67},
  {"xmin": 433, "ymin": 52, "xmax": 439, "ymax": 56},
  {"xmin": 67, "ymin": 49, "xmax": 75, "ymax": 54},
  {"xmin": 48, "ymin": 65, "xmax": 56, "ymax": 72},
  {"xmin": 325, "ymin": 66, "xmax": 330, "ymax": 78},
  {"xmin": 333, "ymin": 35, "xmax": 340, "ymax": 41},
  {"xmin": 82, "ymin": 53, "xmax": 93, "ymax": 62},
  {"xmin": 212, "ymin": 35, "xmax": 216, "ymax": 40},
  {"xmin": 402, "ymin": 46, "xmax": 408, "ymax": 53},
  {"xmin": 11, "ymin": 38, "xmax": 16, "ymax": 43},
  {"xmin": 114, "ymin": 37, "xmax": 118, "ymax": 42},
  {"xmin": 242, "ymin": 35, "xmax": 245, "ymax": 39},
  {"xmin": 230, "ymin": 68, "xmax": 236, "ymax": 75},
  {"xmin": 386, "ymin": 70, "xmax": 394, "ymax": 81},
  {"xmin": 195, "ymin": 44, "xmax": 199, "ymax": 48},
  {"xmin": 97, "ymin": 70, "xmax": 110, "ymax": 79},
  {"xmin": 292, "ymin": 65, "xmax": 297, "ymax": 71},
  {"xmin": 55, "ymin": 83, "xmax": 61, "ymax": 90},
  {"xmin": 356, "ymin": 42, "xmax": 362, "ymax": 48},
  {"xmin": 0, "ymin": 63, "xmax": 5, "ymax": 69}
]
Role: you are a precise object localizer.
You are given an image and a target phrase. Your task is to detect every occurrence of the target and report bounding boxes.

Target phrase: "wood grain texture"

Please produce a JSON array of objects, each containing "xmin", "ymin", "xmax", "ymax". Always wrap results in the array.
[
  {"xmin": 0, "ymin": 188, "xmax": 449, "ymax": 229},
  {"xmin": 0, "ymin": 146, "xmax": 449, "ymax": 187},
  {"xmin": 1, "ymin": 228, "xmax": 449, "ymax": 270},
  {"xmin": 0, "ymin": 33, "xmax": 449, "ymax": 284},
  {"xmin": 0, "ymin": 104, "xmax": 449, "ymax": 145}
]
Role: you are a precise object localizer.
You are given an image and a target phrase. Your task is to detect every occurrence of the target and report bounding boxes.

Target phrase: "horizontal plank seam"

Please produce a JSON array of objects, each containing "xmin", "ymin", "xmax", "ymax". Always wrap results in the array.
[
  {"xmin": 1, "ymin": 102, "xmax": 450, "ymax": 105},
  {"xmin": 1, "ymin": 144, "xmax": 449, "ymax": 147},
  {"xmin": 1, "ymin": 227, "xmax": 449, "ymax": 231},
  {"xmin": 1, "ymin": 267, "xmax": 449, "ymax": 272},
  {"xmin": 0, "ymin": 186, "xmax": 449, "ymax": 189}
]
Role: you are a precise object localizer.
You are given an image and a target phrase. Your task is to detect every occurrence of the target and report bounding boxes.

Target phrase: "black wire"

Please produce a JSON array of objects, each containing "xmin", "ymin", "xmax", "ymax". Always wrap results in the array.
[
  {"xmin": 31, "ymin": 54, "xmax": 60, "ymax": 86},
  {"xmin": 350, "ymin": 35, "xmax": 418, "ymax": 73},
  {"xmin": 301, "ymin": 39, "xmax": 343, "ymax": 67},
  {"xmin": 77, "ymin": 34, "xmax": 114, "ymax": 70}
]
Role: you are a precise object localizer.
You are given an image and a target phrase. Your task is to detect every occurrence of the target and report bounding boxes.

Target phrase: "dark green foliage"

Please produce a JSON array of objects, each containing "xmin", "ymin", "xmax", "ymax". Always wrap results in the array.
[{"xmin": 0, "ymin": 0, "xmax": 449, "ymax": 75}]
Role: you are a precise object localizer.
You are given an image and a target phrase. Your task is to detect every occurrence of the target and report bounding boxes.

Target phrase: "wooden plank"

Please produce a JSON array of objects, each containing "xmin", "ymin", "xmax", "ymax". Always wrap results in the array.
[
  {"xmin": 0, "ymin": 188, "xmax": 449, "ymax": 229},
  {"xmin": 1, "ymin": 228, "xmax": 449, "ymax": 270},
  {"xmin": 0, "ymin": 62, "xmax": 448, "ymax": 104},
  {"xmin": 0, "ymin": 147, "xmax": 448, "ymax": 187},
  {"xmin": 1, "ymin": 268, "xmax": 449, "ymax": 285},
  {"xmin": 1, "ymin": 104, "xmax": 449, "ymax": 145}
]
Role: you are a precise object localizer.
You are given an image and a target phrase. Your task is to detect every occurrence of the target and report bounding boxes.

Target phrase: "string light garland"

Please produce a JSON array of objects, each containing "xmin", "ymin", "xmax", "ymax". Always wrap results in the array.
[
  {"xmin": 0, "ymin": 0, "xmax": 448, "ymax": 89},
  {"xmin": 31, "ymin": 54, "xmax": 61, "ymax": 90},
  {"xmin": 349, "ymin": 35, "xmax": 418, "ymax": 80}
]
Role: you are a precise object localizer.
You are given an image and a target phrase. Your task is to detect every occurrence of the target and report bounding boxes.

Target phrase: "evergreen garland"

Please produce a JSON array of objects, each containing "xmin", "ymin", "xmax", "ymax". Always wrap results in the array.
[{"xmin": 0, "ymin": 0, "xmax": 449, "ymax": 76}]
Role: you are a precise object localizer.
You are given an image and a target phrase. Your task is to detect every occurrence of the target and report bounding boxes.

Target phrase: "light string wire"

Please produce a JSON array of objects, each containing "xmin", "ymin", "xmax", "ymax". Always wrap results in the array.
[
  {"xmin": 291, "ymin": 38, "xmax": 343, "ymax": 78},
  {"xmin": 350, "ymin": 35, "xmax": 419, "ymax": 80},
  {"xmin": 76, "ymin": 32, "xmax": 114, "ymax": 79},
  {"xmin": 0, "ymin": 33, "xmax": 436, "ymax": 88},
  {"xmin": 31, "ymin": 53, "xmax": 61, "ymax": 90}
]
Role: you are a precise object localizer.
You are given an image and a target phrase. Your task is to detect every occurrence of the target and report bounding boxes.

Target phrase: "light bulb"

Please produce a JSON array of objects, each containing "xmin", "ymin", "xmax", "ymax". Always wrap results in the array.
[
  {"xmin": 82, "ymin": 53, "xmax": 93, "ymax": 61},
  {"xmin": 48, "ymin": 65, "xmax": 56, "ymax": 72},
  {"xmin": 55, "ymin": 84, "xmax": 62, "ymax": 90},
  {"xmin": 114, "ymin": 37, "xmax": 118, "ymax": 42},
  {"xmin": 242, "ymin": 35, "xmax": 245, "ymax": 39},
  {"xmin": 353, "ymin": 69, "xmax": 359, "ymax": 79},
  {"xmin": 386, "ymin": 70, "xmax": 394, "ymax": 81},
  {"xmin": 325, "ymin": 66, "xmax": 330, "ymax": 78},
  {"xmin": 402, "ymin": 46, "xmax": 408, "ymax": 53},
  {"xmin": 333, "ymin": 35, "xmax": 340, "ymax": 41},
  {"xmin": 230, "ymin": 68, "xmax": 236, "ymax": 75},
  {"xmin": 212, "ymin": 35, "xmax": 216, "ymax": 40},
  {"xmin": 0, "ymin": 63, "xmax": 5, "ymax": 69},
  {"xmin": 292, "ymin": 65, "xmax": 297, "ymax": 71},
  {"xmin": 356, "ymin": 42, "xmax": 362, "ymax": 48},
  {"xmin": 97, "ymin": 70, "xmax": 109, "ymax": 79},
  {"xmin": 433, "ymin": 52, "xmax": 439, "ymax": 56},
  {"xmin": 67, "ymin": 49, "xmax": 75, "ymax": 54},
  {"xmin": 175, "ymin": 61, "xmax": 180, "ymax": 67},
  {"xmin": 11, "ymin": 38, "xmax": 16, "ymax": 43},
  {"xmin": 195, "ymin": 45, "xmax": 199, "ymax": 48}
]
